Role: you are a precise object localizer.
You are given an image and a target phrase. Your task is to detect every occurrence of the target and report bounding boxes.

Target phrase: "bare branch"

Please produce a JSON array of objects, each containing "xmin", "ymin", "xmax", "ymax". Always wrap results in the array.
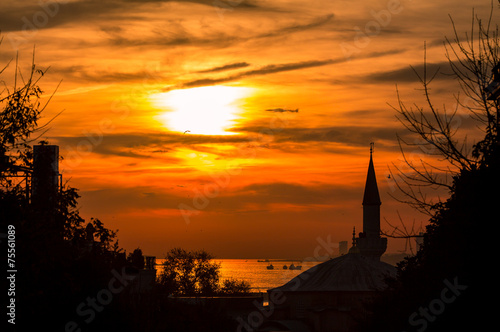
[{"xmin": 386, "ymin": 7, "xmax": 500, "ymax": 242}]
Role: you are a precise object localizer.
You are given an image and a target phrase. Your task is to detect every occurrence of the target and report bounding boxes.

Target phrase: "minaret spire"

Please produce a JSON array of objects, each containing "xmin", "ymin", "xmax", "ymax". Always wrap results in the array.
[
  {"xmin": 352, "ymin": 227, "xmax": 356, "ymax": 247},
  {"xmin": 362, "ymin": 142, "xmax": 381, "ymax": 207},
  {"xmin": 348, "ymin": 226, "xmax": 360, "ymax": 254},
  {"xmin": 356, "ymin": 143, "xmax": 387, "ymax": 260}
]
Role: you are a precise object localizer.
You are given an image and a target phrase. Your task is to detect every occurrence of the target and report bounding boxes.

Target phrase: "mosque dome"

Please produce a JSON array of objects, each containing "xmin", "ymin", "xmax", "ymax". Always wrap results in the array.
[{"xmin": 270, "ymin": 253, "xmax": 396, "ymax": 293}]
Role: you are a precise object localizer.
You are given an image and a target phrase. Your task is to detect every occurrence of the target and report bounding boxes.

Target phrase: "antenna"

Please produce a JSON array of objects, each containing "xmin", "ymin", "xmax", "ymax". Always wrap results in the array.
[{"xmin": 370, "ymin": 142, "xmax": 374, "ymax": 156}]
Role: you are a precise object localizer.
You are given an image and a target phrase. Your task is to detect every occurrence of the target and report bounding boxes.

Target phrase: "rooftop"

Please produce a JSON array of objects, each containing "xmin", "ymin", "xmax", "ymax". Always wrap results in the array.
[{"xmin": 269, "ymin": 253, "xmax": 396, "ymax": 293}]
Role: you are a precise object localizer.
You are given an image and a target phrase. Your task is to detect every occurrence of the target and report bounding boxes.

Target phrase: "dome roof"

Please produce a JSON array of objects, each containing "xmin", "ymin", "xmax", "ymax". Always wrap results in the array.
[{"xmin": 269, "ymin": 253, "xmax": 396, "ymax": 292}]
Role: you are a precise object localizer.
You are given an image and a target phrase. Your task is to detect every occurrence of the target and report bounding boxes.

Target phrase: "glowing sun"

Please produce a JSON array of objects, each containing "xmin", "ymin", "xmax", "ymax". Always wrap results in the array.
[{"xmin": 152, "ymin": 86, "xmax": 251, "ymax": 135}]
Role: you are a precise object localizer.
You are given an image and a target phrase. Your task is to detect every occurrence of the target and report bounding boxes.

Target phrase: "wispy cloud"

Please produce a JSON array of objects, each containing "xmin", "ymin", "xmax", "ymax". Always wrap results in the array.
[
  {"xmin": 232, "ymin": 125, "xmax": 399, "ymax": 147},
  {"xmin": 46, "ymin": 64, "xmax": 166, "ymax": 84},
  {"xmin": 366, "ymin": 61, "xmax": 455, "ymax": 83},
  {"xmin": 237, "ymin": 182, "xmax": 354, "ymax": 205},
  {"xmin": 51, "ymin": 123, "xmax": 400, "ymax": 163},
  {"xmin": 0, "ymin": 0, "xmax": 130, "ymax": 32},
  {"xmin": 53, "ymin": 131, "xmax": 252, "ymax": 159},
  {"xmin": 101, "ymin": 12, "xmax": 334, "ymax": 51},
  {"xmin": 167, "ymin": 59, "xmax": 335, "ymax": 90},
  {"xmin": 196, "ymin": 62, "xmax": 250, "ymax": 73},
  {"xmin": 265, "ymin": 108, "xmax": 299, "ymax": 113},
  {"xmin": 257, "ymin": 13, "xmax": 334, "ymax": 39}
]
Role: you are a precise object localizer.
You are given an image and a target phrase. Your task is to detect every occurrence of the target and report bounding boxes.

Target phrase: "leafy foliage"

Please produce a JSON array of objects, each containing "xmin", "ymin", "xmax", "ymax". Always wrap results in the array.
[
  {"xmin": 158, "ymin": 248, "xmax": 250, "ymax": 296},
  {"xmin": 220, "ymin": 278, "xmax": 252, "ymax": 295},
  {"xmin": 127, "ymin": 247, "xmax": 145, "ymax": 269},
  {"xmin": 0, "ymin": 46, "xmax": 128, "ymax": 330},
  {"xmin": 0, "ymin": 54, "xmax": 54, "ymax": 188}
]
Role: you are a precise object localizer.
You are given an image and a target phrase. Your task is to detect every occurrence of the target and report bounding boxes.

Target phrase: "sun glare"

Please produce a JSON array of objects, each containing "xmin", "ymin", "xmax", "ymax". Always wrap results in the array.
[{"xmin": 152, "ymin": 86, "xmax": 252, "ymax": 135}]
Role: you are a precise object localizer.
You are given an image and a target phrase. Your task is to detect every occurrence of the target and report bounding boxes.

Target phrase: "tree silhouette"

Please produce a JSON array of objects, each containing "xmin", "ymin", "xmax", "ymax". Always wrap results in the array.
[
  {"xmin": 127, "ymin": 247, "xmax": 145, "ymax": 269},
  {"xmin": 389, "ymin": 7, "xmax": 499, "ymax": 216},
  {"xmin": 360, "ymin": 8, "xmax": 499, "ymax": 332},
  {"xmin": 158, "ymin": 248, "xmax": 250, "ymax": 296},
  {"xmin": 0, "ymin": 44, "xmax": 128, "ymax": 331}
]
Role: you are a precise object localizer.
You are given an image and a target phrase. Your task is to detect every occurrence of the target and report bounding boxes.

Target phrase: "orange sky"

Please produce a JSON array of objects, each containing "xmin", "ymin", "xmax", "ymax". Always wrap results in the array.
[{"xmin": 1, "ymin": 0, "xmax": 496, "ymax": 258}]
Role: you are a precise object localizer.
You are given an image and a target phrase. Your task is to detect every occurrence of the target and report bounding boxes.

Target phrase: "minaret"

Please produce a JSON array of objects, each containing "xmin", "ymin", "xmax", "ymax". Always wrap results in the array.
[
  {"xmin": 357, "ymin": 143, "xmax": 387, "ymax": 260},
  {"xmin": 348, "ymin": 226, "xmax": 360, "ymax": 254},
  {"xmin": 362, "ymin": 143, "xmax": 381, "ymax": 237}
]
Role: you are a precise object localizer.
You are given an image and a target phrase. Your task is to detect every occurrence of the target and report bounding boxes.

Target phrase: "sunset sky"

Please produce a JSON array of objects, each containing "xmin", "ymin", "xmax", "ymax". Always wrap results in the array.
[{"xmin": 1, "ymin": 0, "xmax": 497, "ymax": 258}]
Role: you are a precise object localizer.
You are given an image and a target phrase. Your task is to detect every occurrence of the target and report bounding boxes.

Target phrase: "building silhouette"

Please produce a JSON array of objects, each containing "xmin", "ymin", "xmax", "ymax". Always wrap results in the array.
[
  {"xmin": 259, "ymin": 145, "xmax": 396, "ymax": 332},
  {"xmin": 31, "ymin": 144, "xmax": 60, "ymax": 205},
  {"xmin": 352, "ymin": 143, "xmax": 387, "ymax": 260}
]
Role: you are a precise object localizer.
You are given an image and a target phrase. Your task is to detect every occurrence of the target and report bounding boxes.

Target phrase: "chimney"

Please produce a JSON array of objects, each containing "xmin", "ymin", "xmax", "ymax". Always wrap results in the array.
[{"xmin": 31, "ymin": 144, "xmax": 60, "ymax": 206}]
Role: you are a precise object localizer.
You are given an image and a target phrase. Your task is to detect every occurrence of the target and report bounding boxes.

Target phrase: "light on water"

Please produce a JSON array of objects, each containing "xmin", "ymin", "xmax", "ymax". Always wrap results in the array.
[
  {"xmin": 156, "ymin": 258, "xmax": 322, "ymax": 292},
  {"xmin": 218, "ymin": 259, "xmax": 322, "ymax": 292}
]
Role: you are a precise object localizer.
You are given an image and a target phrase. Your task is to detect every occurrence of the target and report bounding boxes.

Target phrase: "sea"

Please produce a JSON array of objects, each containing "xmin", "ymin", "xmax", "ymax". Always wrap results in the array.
[
  {"xmin": 155, "ymin": 254, "xmax": 407, "ymax": 292},
  {"xmin": 155, "ymin": 258, "xmax": 323, "ymax": 293}
]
